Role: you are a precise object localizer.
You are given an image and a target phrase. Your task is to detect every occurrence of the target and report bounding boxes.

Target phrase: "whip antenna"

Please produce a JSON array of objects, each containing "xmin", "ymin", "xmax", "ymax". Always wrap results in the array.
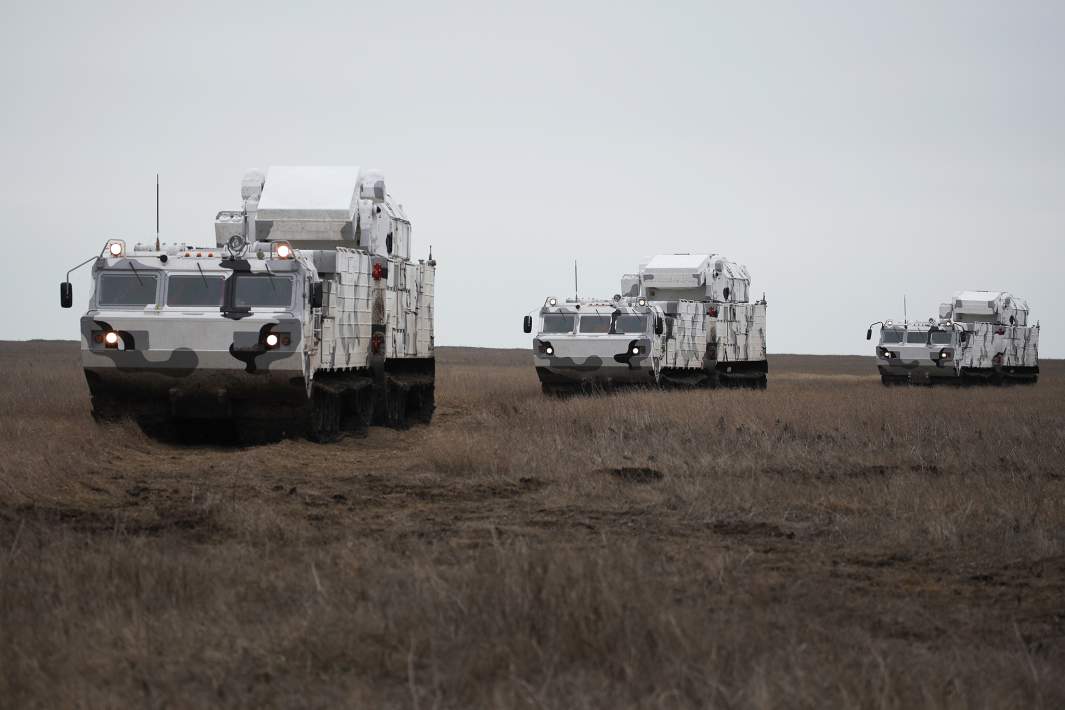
[
  {"xmin": 574, "ymin": 260, "xmax": 578, "ymax": 301},
  {"xmin": 155, "ymin": 173, "xmax": 160, "ymax": 250}
]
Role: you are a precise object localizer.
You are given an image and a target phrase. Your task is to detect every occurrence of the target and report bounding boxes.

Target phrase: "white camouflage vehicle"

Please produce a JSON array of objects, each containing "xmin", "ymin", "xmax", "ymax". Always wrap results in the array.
[
  {"xmin": 866, "ymin": 290, "xmax": 1039, "ymax": 386},
  {"xmin": 61, "ymin": 166, "xmax": 436, "ymax": 441},
  {"xmin": 524, "ymin": 253, "xmax": 768, "ymax": 393}
]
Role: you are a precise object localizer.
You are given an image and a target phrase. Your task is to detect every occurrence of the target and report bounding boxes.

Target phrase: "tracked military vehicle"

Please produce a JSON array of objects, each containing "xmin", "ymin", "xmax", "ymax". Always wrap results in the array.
[
  {"xmin": 61, "ymin": 166, "xmax": 435, "ymax": 441},
  {"xmin": 523, "ymin": 253, "xmax": 768, "ymax": 393},
  {"xmin": 866, "ymin": 290, "xmax": 1038, "ymax": 386}
]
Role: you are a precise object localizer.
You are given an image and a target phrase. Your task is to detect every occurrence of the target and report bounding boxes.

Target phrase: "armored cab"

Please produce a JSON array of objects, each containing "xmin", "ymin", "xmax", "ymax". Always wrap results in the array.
[
  {"xmin": 63, "ymin": 166, "xmax": 435, "ymax": 441},
  {"xmin": 867, "ymin": 290, "xmax": 1038, "ymax": 386},
  {"xmin": 524, "ymin": 296, "xmax": 667, "ymax": 395},
  {"xmin": 868, "ymin": 320, "xmax": 958, "ymax": 385},
  {"xmin": 632, "ymin": 254, "xmax": 768, "ymax": 387}
]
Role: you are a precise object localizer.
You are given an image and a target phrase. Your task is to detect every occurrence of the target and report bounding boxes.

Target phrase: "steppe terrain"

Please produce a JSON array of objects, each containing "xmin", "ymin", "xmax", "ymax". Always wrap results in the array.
[{"xmin": 1, "ymin": 342, "xmax": 1063, "ymax": 709}]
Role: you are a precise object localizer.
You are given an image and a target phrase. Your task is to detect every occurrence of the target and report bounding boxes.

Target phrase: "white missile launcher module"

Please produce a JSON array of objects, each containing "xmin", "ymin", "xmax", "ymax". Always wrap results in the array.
[
  {"xmin": 866, "ymin": 290, "xmax": 1039, "ymax": 386},
  {"xmin": 61, "ymin": 166, "xmax": 435, "ymax": 441},
  {"xmin": 523, "ymin": 253, "xmax": 768, "ymax": 393},
  {"xmin": 633, "ymin": 253, "xmax": 768, "ymax": 388}
]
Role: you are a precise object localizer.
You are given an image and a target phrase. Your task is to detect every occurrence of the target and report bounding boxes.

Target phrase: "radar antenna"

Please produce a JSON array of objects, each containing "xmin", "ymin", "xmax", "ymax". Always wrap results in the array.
[{"xmin": 155, "ymin": 174, "xmax": 160, "ymax": 251}]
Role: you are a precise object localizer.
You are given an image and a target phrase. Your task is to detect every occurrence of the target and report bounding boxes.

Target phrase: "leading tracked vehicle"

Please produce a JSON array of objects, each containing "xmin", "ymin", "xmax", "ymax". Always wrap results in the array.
[{"xmin": 61, "ymin": 166, "xmax": 436, "ymax": 441}]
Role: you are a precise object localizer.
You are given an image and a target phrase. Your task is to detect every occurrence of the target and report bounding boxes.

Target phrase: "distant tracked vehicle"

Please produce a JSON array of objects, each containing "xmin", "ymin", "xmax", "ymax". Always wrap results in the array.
[
  {"xmin": 523, "ymin": 253, "xmax": 768, "ymax": 393},
  {"xmin": 61, "ymin": 166, "xmax": 436, "ymax": 441},
  {"xmin": 867, "ymin": 290, "xmax": 1038, "ymax": 386}
]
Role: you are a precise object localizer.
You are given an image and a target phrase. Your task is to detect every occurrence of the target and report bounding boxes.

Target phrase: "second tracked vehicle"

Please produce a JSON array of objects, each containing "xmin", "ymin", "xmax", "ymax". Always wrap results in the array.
[{"xmin": 524, "ymin": 253, "xmax": 768, "ymax": 393}]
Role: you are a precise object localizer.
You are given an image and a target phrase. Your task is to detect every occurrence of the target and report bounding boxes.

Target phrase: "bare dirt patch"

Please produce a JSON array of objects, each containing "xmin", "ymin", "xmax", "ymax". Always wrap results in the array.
[{"xmin": 596, "ymin": 466, "xmax": 664, "ymax": 483}]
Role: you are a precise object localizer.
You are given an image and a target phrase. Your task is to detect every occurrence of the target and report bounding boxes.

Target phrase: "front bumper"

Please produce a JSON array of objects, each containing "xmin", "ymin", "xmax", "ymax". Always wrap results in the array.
[
  {"xmin": 534, "ymin": 355, "xmax": 656, "ymax": 387},
  {"xmin": 83, "ymin": 360, "xmax": 308, "ymax": 420},
  {"xmin": 877, "ymin": 357, "xmax": 959, "ymax": 382}
]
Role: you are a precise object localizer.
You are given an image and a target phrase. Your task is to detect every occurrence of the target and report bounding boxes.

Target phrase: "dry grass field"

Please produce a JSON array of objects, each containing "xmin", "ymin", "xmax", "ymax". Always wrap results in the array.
[{"xmin": 1, "ymin": 341, "xmax": 1064, "ymax": 709}]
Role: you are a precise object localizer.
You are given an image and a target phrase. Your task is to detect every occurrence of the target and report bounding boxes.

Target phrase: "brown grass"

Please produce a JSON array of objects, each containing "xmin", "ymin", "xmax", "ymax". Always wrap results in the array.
[{"xmin": 1, "ymin": 342, "xmax": 1064, "ymax": 708}]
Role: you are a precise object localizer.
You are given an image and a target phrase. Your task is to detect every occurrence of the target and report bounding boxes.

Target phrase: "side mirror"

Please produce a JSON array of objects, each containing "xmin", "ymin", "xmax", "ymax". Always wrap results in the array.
[
  {"xmin": 866, "ymin": 328, "xmax": 872, "ymax": 341},
  {"xmin": 60, "ymin": 282, "xmax": 73, "ymax": 309},
  {"xmin": 654, "ymin": 317, "xmax": 664, "ymax": 335},
  {"xmin": 310, "ymin": 282, "xmax": 324, "ymax": 309},
  {"xmin": 523, "ymin": 315, "xmax": 533, "ymax": 334}
]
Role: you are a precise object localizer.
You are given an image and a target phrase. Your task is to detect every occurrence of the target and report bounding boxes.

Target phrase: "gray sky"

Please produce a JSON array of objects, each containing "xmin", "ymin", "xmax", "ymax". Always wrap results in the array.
[{"xmin": 3, "ymin": 0, "xmax": 1063, "ymax": 355}]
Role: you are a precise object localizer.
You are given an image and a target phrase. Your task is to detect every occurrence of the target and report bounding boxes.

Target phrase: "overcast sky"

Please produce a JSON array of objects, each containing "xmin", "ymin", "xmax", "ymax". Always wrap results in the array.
[{"xmin": 3, "ymin": 0, "xmax": 1062, "ymax": 355}]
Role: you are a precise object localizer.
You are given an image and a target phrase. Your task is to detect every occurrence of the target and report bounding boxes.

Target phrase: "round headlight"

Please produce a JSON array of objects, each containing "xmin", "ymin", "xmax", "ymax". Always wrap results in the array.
[
  {"xmin": 631, "ymin": 346, "xmax": 640, "ymax": 355},
  {"xmin": 276, "ymin": 244, "xmax": 292, "ymax": 259},
  {"xmin": 637, "ymin": 298, "xmax": 646, "ymax": 307},
  {"xmin": 108, "ymin": 242, "xmax": 123, "ymax": 256},
  {"xmin": 545, "ymin": 346, "xmax": 554, "ymax": 355},
  {"xmin": 548, "ymin": 298, "xmax": 557, "ymax": 306},
  {"xmin": 104, "ymin": 331, "xmax": 119, "ymax": 345},
  {"xmin": 265, "ymin": 333, "xmax": 279, "ymax": 347}
]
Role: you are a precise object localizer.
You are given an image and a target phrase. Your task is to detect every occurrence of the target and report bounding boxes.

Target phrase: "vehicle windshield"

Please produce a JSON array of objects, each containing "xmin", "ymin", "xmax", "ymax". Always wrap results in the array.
[
  {"xmin": 880, "ymin": 330, "xmax": 903, "ymax": 344},
  {"xmin": 232, "ymin": 273, "xmax": 294, "ymax": 308},
  {"xmin": 906, "ymin": 331, "xmax": 929, "ymax": 344},
  {"xmin": 167, "ymin": 274, "xmax": 225, "ymax": 306},
  {"xmin": 613, "ymin": 314, "xmax": 648, "ymax": 334},
  {"xmin": 97, "ymin": 272, "xmax": 159, "ymax": 306},
  {"xmin": 541, "ymin": 314, "xmax": 575, "ymax": 333},
  {"xmin": 578, "ymin": 315, "xmax": 611, "ymax": 334},
  {"xmin": 929, "ymin": 331, "xmax": 954, "ymax": 345}
]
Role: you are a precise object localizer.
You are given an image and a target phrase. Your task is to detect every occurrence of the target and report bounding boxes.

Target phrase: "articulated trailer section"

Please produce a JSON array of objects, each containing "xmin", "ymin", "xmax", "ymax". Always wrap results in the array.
[
  {"xmin": 63, "ymin": 166, "xmax": 435, "ymax": 441},
  {"xmin": 634, "ymin": 253, "xmax": 767, "ymax": 388},
  {"xmin": 657, "ymin": 299, "xmax": 768, "ymax": 388}
]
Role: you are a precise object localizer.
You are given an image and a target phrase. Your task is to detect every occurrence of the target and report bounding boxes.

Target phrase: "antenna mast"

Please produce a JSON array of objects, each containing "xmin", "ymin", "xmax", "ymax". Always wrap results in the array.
[
  {"xmin": 574, "ymin": 260, "xmax": 578, "ymax": 301},
  {"xmin": 155, "ymin": 174, "xmax": 160, "ymax": 250},
  {"xmin": 903, "ymin": 295, "xmax": 908, "ymax": 324}
]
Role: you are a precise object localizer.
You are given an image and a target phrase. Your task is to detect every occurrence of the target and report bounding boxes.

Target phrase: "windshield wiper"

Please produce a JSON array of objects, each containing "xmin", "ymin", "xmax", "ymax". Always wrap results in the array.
[
  {"xmin": 262, "ymin": 265, "xmax": 278, "ymax": 292},
  {"xmin": 197, "ymin": 262, "xmax": 208, "ymax": 286},
  {"xmin": 128, "ymin": 260, "xmax": 143, "ymax": 285}
]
